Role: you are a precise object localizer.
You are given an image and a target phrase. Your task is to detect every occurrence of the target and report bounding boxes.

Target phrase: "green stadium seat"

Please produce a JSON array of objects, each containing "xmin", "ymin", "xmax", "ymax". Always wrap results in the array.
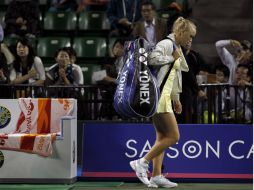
[
  {"xmin": 0, "ymin": 0, "xmax": 10, "ymax": 11},
  {"xmin": 3, "ymin": 36, "xmax": 19, "ymax": 47},
  {"xmin": 80, "ymin": 63, "xmax": 102, "ymax": 84},
  {"xmin": 39, "ymin": 0, "xmax": 48, "ymax": 6},
  {"xmin": 78, "ymin": 11, "xmax": 109, "ymax": 30},
  {"xmin": 157, "ymin": 11, "xmax": 172, "ymax": 20},
  {"xmin": 37, "ymin": 37, "xmax": 71, "ymax": 58},
  {"xmin": 152, "ymin": 0, "xmax": 175, "ymax": 10},
  {"xmin": 73, "ymin": 37, "xmax": 107, "ymax": 58},
  {"xmin": 4, "ymin": 36, "xmax": 37, "ymax": 50},
  {"xmin": 43, "ymin": 11, "xmax": 77, "ymax": 32}
]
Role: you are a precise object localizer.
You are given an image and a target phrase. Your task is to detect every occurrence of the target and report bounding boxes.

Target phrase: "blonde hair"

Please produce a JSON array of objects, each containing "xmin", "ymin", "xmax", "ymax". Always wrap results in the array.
[{"xmin": 172, "ymin": 17, "xmax": 196, "ymax": 35}]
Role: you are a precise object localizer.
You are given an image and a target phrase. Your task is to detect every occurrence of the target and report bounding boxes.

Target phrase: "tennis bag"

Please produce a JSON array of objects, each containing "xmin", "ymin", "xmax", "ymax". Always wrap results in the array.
[{"xmin": 113, "ymin": 38, "xmax": 160, "ymax": 118}]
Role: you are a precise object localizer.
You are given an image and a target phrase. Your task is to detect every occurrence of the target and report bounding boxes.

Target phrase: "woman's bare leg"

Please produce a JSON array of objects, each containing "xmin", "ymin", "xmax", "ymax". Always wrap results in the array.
[
  {"xmin": 144, "ymin": 112, "xmax": 179, "ymax": 165},
  {"xmin": 152, "ymin": 152, "xmax": 164, "ymax": 177},
  {"xmin": 129, "ymin": 112, "xmax": 179, "ymax": 186}
]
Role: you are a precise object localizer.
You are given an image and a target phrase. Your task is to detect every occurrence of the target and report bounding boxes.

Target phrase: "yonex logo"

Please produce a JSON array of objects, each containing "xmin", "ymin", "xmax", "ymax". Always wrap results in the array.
[{"xmin": 139, "ymin": 46, "xmax": 150, "ymax": 105}]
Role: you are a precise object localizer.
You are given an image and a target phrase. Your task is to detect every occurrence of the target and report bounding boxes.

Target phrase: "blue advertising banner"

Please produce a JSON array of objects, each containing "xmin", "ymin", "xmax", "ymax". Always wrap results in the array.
[{"xmin": 82, "ymin": 123, "xmax": 253, "ymax": 179}]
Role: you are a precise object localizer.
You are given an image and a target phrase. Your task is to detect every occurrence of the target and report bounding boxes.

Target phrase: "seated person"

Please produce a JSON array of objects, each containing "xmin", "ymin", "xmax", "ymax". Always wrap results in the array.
[
  {"xmin": 107, "ymin": 0, "xmax": 142, "ymax": 37},
  {"xmin": 215, "ymin": 64, "xmax": 230, "ymax": 84},
  {"xmin": 46, "ymin": 47, "xmax": 81, "ymax": 97},
  {"xmin": 228, "ymin": 64, "xmax": 252, "ymax": 122},
  {"xmin": 46, "ymin": 47, "xmax": 77, "ymax": 86},
  {"xmin": 97, "ymin": 38, "xmax": 126, "ymax": 120},
  {"xmin": 66, "ymin": 46, "xmax": 84, "ymax": 85},
  {"xmin": 9, "ymin": 38, "xmax": 45, "ymax": 85},
  {"xmin": 0, "ymin": 43, "xmax": 15, "ymax": 84},
  {"xmin": 47, "ymin": 47, "xmax": 84, "ymax": 86},
  {"xmin": 4, "ymin": 0, "xmax": 40, "ymax": 38}
]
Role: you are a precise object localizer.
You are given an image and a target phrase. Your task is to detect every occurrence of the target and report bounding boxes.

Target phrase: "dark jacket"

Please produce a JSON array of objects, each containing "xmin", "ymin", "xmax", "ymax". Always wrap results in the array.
[
  {"xmin": 182, "ymin": 49, "xmax": 205, "ymax": 95},
  {"xmin": 132, "ymin": 18, "xmax": 168, "ymax": 44},
  {"xmin": 0, "ymin": 53, "xmax": 9, "ymax": 84},
  {"xmin": 107, "ymin": 0, "xmax": 142, "ymax": 29},
  {"xmin": 4, "ymin": 0, "xmax": 39, "ymax": 35}
]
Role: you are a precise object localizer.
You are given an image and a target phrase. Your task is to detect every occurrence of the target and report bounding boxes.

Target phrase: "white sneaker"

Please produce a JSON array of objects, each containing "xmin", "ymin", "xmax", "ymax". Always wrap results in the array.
[
  {"xmin": 148, "ymin": 175, "xmax": 178, "ymax": 188},
  {"xmin": 130, "ymin": 159, "xmax": 150, "ymax": 185}
]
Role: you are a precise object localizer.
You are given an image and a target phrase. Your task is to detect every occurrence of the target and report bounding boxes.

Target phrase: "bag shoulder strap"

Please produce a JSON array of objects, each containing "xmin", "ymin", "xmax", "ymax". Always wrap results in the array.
[{"xmin": 160, "ymin": 37, "xmax": 176, "ymax": 92}]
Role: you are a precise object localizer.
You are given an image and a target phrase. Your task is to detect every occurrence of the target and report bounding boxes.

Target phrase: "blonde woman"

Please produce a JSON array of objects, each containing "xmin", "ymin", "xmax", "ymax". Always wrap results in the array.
[{"xmin": 130, "ymin": 17, "xmax": 197, "ymax": 188}]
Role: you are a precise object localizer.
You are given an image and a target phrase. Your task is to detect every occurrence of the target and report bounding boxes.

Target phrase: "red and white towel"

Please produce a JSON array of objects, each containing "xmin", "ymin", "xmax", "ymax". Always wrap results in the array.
[
  {"xmin": 0, "ymin": 133, "xmax": 57, "ymax": 157},
  {"xmin": 0, "ymin": 98, "xmax": 75, "ymax": 157}
]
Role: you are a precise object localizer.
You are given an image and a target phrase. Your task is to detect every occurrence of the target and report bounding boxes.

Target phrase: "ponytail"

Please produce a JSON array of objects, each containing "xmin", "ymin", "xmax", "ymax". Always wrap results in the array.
[{"xmin": 172, "ymin": 17, "xmax": 196, "ymax": 35}]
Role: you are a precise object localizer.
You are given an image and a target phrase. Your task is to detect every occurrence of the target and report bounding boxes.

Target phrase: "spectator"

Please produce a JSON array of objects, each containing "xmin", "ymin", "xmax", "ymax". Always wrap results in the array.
[
  {"xmin": 66, "ymin": 47, "xmax": 84, "ymax": 85},
  {"xmin": 46, "ymin": 47, "xmax": 84, "ymax": 86},
  {"xmin": 46, "ymin": 47, "xmax": 84, "ymax": 98},
  {"xmin": 195, "ymin": 64, "xmax": 211, "ymax": 123},
  {"xmin": 176, "ymin": 40, "xmax": 208, "ymax": 123},
  {"xmin": 45, "ymin": 47, "xmax": 77, "ymax": 86},
  {"xmin": 48, "ymin": 0, "xmax": 78, "ymax": 12},
  {"xmin": 213, "ymin": 64, "xmax": 230, "ymax": 117},
  {"xmin": 234, "ymin": 64, "xmax": 252, "ymax": 87},
  {"xmin": 215, "ymin": 39, "xmax": 252, "ymax": 85},
  {"xmin": 4, "ymin": 0, "xmax": 40, "ymax": 38},
  {"xmin": 0, "ymin": 43, "xmax": 14, "ymax": 97},
  {"xmin": 215, "ymin": 64, "xmax": 230, "ymax": 84},
  {"xmin": 102, "ymin": 38, "xmax": 126, "ymax": 83},
  {"xmin": 107, "ymin": 0, "xmax": 142, "ymax": 37},
  {"xmin": 215, "ymin": 39, "xmax": 252, "ymax": 123},
  {"xmin": 229, "ymin": 64, "xmax": 252, "ymax": 122},
  {"xmin": 0, "ymin": 43, "xmax": 14, "ymax": 98},
  {"xmin": 132, "ymin": 0, "xmax": 167, "ymax": 49},
  {"xmin": 98, "ymin": 38, "xmax": 126, "ymax": 119},
  {"xmin": 9, "ymin": 37, "xmax": 45, "ymax": 85},
  {"xmin": 0, "ymin": 64, "xmax": 8, "ymax": 84},
  {"xmin": 164, "ymin": 1, "xmax": 186, "ymax": 34},
  {"xmin": 0, "ymin": 44, "xmax": 12, "ymax": 84}
]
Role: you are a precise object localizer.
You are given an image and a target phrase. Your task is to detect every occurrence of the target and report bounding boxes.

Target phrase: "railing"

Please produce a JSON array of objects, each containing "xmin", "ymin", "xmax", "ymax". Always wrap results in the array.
[
  {"xmin": 0, "ymin": 84, "xmax": 252, "ymax": 124},
  {"xmin": 197, "ymin": 84, "xmax": 252, "ymax": 124}
]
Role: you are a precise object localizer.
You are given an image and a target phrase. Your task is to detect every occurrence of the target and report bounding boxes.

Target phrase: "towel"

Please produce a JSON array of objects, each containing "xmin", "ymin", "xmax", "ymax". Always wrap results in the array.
[{"xmin": 0, "ymin": 98, "xmax": 75, "ymax": 156}]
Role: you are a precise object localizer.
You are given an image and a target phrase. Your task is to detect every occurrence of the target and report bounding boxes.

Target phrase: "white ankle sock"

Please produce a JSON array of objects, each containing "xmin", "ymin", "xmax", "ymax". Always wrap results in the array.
[{"xmin": 140, "ymin": 158, "xmax": 149, "ymax": 165}]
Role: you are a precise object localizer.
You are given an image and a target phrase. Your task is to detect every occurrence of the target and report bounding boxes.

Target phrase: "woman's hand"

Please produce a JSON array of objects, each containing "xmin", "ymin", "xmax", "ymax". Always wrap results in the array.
[
  {"xmin": 59, "ymin": 68, "xmax": 66, "ymax": 79},
  {"xmin": 173, "ymin": 99, "xmax": 182, "ymax": 114},
  {"xmin": 172, "ymin": 48, "xmax": 181, "ymax": 60},
  {"xmin": 103, "ymin": 75, "xmax": 116, "ymax": 83},
  {"xmin": 198, "ymin": 89, "xmax": 207, "ymax": 99},
  {"xmin": 28, "ymin": 68, "xmax": 37, "ymax": 78},
  {"xmin": 0, "ymin": 69, "xmax": 5, "ymax": 80},
  {"xmin": 0, "ymin": 43, "xmax": 8, "ymax": 52},
  {"xmin": 237, "ymin": 79, "xmax": 252, "ymax": 87},
  {"xmin": 118, "ymin": 18, "xmax": 132, "ymax": 27}
]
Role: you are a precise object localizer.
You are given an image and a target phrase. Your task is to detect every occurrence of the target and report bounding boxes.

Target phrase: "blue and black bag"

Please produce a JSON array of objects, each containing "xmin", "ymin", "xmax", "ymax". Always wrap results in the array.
[{"xmin": 113, "ymin": 38, "xmax": 160, "ymax": 118}]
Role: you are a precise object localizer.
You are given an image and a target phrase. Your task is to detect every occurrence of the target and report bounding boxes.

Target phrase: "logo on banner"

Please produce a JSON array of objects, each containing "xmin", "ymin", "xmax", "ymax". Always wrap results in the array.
[
  {"xmin": 125, "ymin": 139, "xmax": 253, "ymax": 160},
  {"xmin": 0, "ymin": 151, "xmax": 4, "ymax": 168},
  {"xmin": 0, "ymin": 106, "xmax": 11, "ymax": 129}
]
